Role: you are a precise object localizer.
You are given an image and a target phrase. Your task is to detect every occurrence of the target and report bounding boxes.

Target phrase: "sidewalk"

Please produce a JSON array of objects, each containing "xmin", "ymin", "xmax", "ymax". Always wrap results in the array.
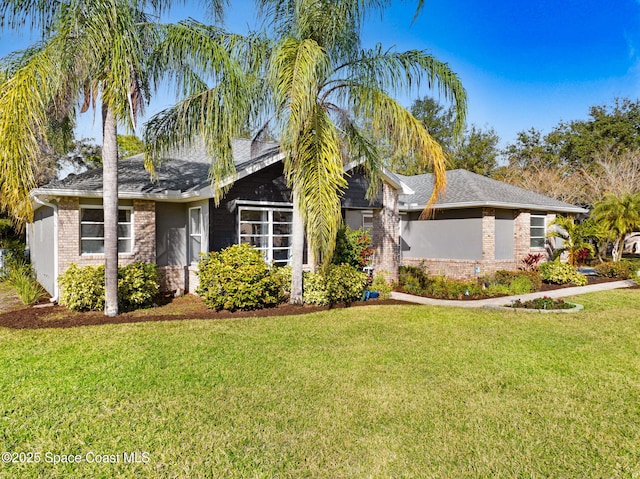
[{"xmin": 390, "ymin": 279, "xmax": 637, "ymax": 309}]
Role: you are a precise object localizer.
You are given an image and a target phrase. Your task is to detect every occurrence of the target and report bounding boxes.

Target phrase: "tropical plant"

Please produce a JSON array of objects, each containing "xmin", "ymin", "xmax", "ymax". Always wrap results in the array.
[
  {"xmin": 0, "ymin": 0, "xmax": 179, "ymax": 316},
  {"xmin": 547, "ymin": 216, "xmax": 605, "ymax": 266},
  {"xmin": 539, "ymin": 259, "xmax": 588, "ymax": 286},
  {"xmin": 261, "ymin": 0, "xmax": 467, "ymax": 303},
  {"xmin": 591, "ymin": 193, "xmax": 640, "ymax": 262}
]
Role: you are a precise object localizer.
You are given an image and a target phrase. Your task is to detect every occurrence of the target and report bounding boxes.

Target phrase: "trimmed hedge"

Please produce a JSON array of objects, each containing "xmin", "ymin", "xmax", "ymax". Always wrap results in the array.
[
  {"xmin": 196, "ymin": 243, "xmax": 285, "ymax": 311},
  {"xmin": 59, "ymin": 262, "xmax": 159, "ymax": 312},
  {"xmin": 594, "ymin": 261, "xmax": 635, "ymax": 279},
  {"xmin": 303, "ymin": 264, "xmax": 368, "ymax": 306}
]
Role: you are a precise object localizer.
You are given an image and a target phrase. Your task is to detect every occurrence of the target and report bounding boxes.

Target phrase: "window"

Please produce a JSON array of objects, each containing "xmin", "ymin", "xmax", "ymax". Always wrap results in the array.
[
  {"xmin": 239, "ymin": 207, "xmax": 293, "ymax": 266},
  {"xmin": 80, "ymin": 207, "xmax": 132, "ymax": 254},
  {"xmin": 362, "ymin": 213, "xmax": 373, "ymax": 231},
  {"xmin": 530, "ymin": 214, "xmax": 546, "ymax": 248},
  {"xmin": 189, "ymin": 207, "xmax": 203, "ymax": 264}
]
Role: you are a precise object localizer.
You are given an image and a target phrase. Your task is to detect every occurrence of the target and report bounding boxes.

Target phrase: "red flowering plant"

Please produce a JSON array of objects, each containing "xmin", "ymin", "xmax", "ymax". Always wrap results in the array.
[{"xmin": 333, "ymin": 225, "xmax": 374, "ymax": 270}]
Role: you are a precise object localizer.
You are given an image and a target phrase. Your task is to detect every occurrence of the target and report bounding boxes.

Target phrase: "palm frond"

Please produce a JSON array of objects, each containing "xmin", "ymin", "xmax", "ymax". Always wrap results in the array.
[
  {"xmin": 290, "ymin": 104, "xmax": 348, "ymax": 264},
  {"xmin": 350, "ymin": 86, "xmax": 447, "ymax": 216},
  {"xmin": 332, "ymin": 46, "xmax": 467, "ymax": 138}
]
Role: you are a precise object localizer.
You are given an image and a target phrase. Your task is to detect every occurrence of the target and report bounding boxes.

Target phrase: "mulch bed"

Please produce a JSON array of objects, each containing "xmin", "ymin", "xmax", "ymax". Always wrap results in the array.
[
  {"xmin": 0, "ymin": 296, "xmax": 407, "ymax": 330},
  {"xmin": 1, "ymin": 276, "xmax": 636, "ymax": 330}
]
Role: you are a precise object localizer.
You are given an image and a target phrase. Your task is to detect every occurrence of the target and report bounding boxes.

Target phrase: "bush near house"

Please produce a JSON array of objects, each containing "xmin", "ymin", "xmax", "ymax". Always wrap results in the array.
[
  {"xmin": 539, "ymin": 260, "xmax": 588, "ymax": 286},
  {"xmin": 398, "ymin": 266, "xmax": 541, "ymax": 299},
  {"xmin": 303, "ymin": 264, "xmax": 368, "ymax": 306},
  {"xmin": 59, "ymin": 262, "xmax": 159, "ymax": 312},
  {"xmin": 332, "ymin": 225, "xmax": 374, "ymax": 269},
  {"xmin": 593, "ymin": 261, "xmax": 636, "ymax": 279},
  {"xmin": 196, "ymin": 244, "xmax": 285, "ymax": 311}
]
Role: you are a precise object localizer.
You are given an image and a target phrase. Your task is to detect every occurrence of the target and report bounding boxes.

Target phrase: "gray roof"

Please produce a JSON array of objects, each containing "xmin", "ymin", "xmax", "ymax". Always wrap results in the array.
[
  {"xmin": 397, "ymin": 169, "xmax": 587, "ymax": 214},
  {"xmin": 35, "ymin": 138, "xmax": 281, "ymax": 198}
]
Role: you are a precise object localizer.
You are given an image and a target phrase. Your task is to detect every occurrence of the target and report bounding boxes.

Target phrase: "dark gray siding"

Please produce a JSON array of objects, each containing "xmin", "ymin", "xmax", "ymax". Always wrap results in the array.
[
  {"xmin": 156, "ymin": 203, "xmax": 187, "ymax": 266},
  {"xmin": 495, "ymin": 209, "xmax": 515, "ymax": 260},
  {"xmin": 30, "ymin": 206, "xmax": 56, "ymax": 295},
  {"xmin": 401, "ymin": 209, "xmax": 483, "ymax": 260},
  {"xmin": 342, "ymin": 171, "xmax": 382, "ymax": 209},
  {"xmin": 210, "ymin": 162, "xmax": 291, "ymax": 250}
]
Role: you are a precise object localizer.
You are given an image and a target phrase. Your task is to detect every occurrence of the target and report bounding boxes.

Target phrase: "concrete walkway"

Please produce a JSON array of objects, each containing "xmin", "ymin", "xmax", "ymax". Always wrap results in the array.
[{"xmin": 390, "ymin": 279, "xmax": 637, "ymax": 309}]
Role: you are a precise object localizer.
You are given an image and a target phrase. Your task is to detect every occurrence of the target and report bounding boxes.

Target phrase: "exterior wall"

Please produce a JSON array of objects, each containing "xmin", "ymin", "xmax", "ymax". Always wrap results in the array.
[
  {"xmin": 156, "ymin": 202, "xmax": 187, "ymax": 267},
  {"xmin": 29, "ymin": 206, "xmax": 56, "ymax": 295},
  {"xmin": 400, "ymin": 209, "xmax": 483, "ymax": 260},
  {"xmin": 482, "ymin": 207, "xmax": 495, "ymax": 261},
  {"xmin": 372, "ymin": 182, "xmax": 399, "ymax": 282},
  {"xmin": 495, "ymin": 209, "xmax": 515, "ymax": 260},
  {"xmin": 157, "ymin": 265, "xmax": 188, "ymax": 293},
  {"xmin": 401, "ymin": 209, "xmax": 561, "ymax": 280},
  {"xmin": 57, "ymin": 198, "xmax": 156, "ymax": 292}
]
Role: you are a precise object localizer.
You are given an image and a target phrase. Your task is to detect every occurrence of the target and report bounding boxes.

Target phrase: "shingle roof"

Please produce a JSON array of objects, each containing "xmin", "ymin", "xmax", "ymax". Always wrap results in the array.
[
  {"xmin": 36, "ymin": 138, "xmax": 281, "ymax": 197},
  {"xmin": 397, "ymin": 169, "xmax": 587, "ymax": 214}
]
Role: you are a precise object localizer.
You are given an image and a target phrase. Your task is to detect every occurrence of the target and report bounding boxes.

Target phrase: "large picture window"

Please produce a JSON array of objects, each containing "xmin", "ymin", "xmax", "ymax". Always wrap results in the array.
[
  {"xmin": 530, "ymin": 214, "xmax": 546, "ymax": 248},
  {"xmin": 239, "ymin": 207, "xmax": 293, "ymax": 266},
  {"xmin": 80, "ymin": 207, "xmax": 133, "ymax": 254}
]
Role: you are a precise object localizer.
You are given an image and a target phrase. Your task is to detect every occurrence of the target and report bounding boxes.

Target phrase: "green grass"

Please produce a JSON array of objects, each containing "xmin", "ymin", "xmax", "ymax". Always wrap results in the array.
[{"xmin": 1, "ymin": 290, "xmax": 639, "ymax": 478}]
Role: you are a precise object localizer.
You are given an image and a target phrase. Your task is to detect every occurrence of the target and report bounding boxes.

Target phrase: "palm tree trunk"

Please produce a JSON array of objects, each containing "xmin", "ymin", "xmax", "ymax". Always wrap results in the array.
[
  {"xmin": 613, "ymin": 237, "xmax": 624, "ymax": 262},
  {"xmin": 290, "ymin": 186, "xmax": 304, "ymax": 304},
  {"xmin": 102, "ymin": 104, "xmax": 119, "ymax": 316}
]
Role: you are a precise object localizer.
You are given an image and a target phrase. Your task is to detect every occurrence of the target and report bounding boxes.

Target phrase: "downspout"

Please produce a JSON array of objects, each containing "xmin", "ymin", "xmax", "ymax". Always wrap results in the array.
[{"xmin": 32, "ymin": 196, "xmax": 59, "ymax": 302}]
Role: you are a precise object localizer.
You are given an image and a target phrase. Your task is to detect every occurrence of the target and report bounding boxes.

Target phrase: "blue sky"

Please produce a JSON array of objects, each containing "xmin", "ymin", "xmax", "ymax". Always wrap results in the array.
[{"xmin": 1, "ymin": 0, "xmax": 639, "ymax": 148}]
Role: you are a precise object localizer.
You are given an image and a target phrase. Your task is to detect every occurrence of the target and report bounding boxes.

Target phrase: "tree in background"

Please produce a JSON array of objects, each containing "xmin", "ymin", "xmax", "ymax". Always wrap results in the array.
[
  {"xmin": 501, "ymin": 99, "xmax": 640, "ymax": 205},
  {"xmin": 389, "ymin": 95, "xmax": 498, "ymax": 176},
  {"xmin": 591, "ymin": 193, "xmax": 640, "ymax": 262},
  {"xmin": 117, "ymin": 135, "xmax": 146, "ymax": 159}
]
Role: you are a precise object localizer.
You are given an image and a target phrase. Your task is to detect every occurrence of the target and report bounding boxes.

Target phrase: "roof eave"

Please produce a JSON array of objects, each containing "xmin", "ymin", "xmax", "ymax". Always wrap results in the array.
[{"xmin": 399, "ymin": 200, "xmax": 588, "ymax": 214}]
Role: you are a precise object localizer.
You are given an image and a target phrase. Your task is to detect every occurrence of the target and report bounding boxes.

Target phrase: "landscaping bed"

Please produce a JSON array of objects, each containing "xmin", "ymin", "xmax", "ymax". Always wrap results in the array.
[{"xmin": 0, "ymin": 294, "xmax": 406, "ymax": 330}]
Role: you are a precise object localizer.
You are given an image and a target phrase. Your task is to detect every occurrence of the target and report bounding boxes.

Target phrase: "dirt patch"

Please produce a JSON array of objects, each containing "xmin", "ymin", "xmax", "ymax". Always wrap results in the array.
[{"xmin": 0, "ymin": 295, "xmax": 407, "ymax": 330}]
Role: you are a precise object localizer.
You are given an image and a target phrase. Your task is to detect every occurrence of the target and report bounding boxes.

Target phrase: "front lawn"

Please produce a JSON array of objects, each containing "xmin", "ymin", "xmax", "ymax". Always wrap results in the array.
[{"xmin": 1, "ymin": 290, "xmax": 639, "ymax": 478}]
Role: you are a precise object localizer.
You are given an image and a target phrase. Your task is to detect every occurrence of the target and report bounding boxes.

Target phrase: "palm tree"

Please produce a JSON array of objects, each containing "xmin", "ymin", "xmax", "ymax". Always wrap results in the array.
[
  {"xmin": 592, "ymin": 193, "xmax": 640, "ymax": 262},
  {"xmin": 261, "ymin": 0, "xmax": 467, "ymax": 302},
  {"xmin": 547, "ymin": 216, "xmax": 605, "ymax": 266},
  {"xmin": 0, "ymin": 0, "xmax": 177, "ymax": 316}
]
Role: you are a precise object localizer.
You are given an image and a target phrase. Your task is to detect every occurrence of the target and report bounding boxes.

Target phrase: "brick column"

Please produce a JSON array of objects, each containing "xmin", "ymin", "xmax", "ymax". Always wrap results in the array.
[
  {"xmin": 132, "ymin": 200, "xmax": 156, "ymax": 263},
  {"xmin": 57, "ymin": 197, "xmax": 80, "ymax": 278},
  {"xmin": 482, "ymin": 207, "xmax": 495, "ymax": 260},
  {"xmin": 372, "ymin": 181, "xmax": 399, "ymax": 282},
  {"xmin": 514, "ymin": 210, "xmax": 530, "ymax": 261}
]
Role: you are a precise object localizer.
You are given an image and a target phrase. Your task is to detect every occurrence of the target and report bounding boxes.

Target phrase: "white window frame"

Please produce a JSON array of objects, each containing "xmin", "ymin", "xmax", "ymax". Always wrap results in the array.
[
  {"xmin": 362, "ymin": 211, "xmax": 373, "ymax": 231},
  {"xmin": 530, "ymin": 214, "xmax": 547, "ymax": 249},
  {"xmin": 188, "ymin": 206, "xmax": 204, "ymax": 264},
  {"xmin": 79, "ymin": 205, "xmax": 134, "ymax": 255},
  {"xmin": 238, "ymin": 206, "xmax": 293, "ymax": 266}
]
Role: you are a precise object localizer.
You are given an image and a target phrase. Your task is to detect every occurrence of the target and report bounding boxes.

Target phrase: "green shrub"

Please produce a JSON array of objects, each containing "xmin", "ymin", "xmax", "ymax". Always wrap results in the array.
[
  {"xmin": 117, "ymin": 262, "xmax": 159, "ymax": 311},
  {"xmin": 370, "ymin": 272, "xmax": 392, "ymax": 300},
  {"xmin": 303, "ymin": 264, "xmax": 368, "ymax": 306},
  {"xmin": 8, "ymin": 264, "xmax": 45, "ymax": 305},
  {"xmin": 59, "ymin": 264, "xmax": 105, "ymax": 311},
  {"xmin": 539, "ymin": 260, "xmax": 588, "ymax": 286},
  {"xmin": 332, "ymin": 225, "xmax": 374, "ymax": 268},
  {"xmin": 197, "ymin": 244, "xmax": 285, "ymax": 311},
  {"xmin": 275, "ymin": 265, "xmax": 292, "ymax": 295},
  {"xmin": 59, "ymin": 262, "xmax": 159, "ymax": 312},
  {"xmin": 398, "ymin": 265, "xmax": 430, "ymax": 295},
  {"xmin": 491, "ymin": 270, "xmax": 542, "ymax": 291},
  {"xmin": 594, "ymin": 261, "xmax": 635, "ymax": 279},
  {"xmin": 507, "ymin": 275, "xmax": 535, "ymax": 295}
]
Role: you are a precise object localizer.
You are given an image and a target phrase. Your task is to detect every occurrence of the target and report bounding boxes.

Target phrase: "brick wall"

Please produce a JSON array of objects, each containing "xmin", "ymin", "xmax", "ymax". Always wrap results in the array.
[
  {"xmin": 402, "ymin": 257, "xmax": 518, "ymax": 280},
  {"xmin": 372, "ymin": 181, "xmax": 399, "ymax": 282},
  {"xmin": 482, "ymin": 207, "xmax": 495, "ymax": 260},
  {"xmin": 57, "ymin": 197, "xmax": 157, "ymax": 277},
  {"xmin": 158, "ymin": 265, "xmax": 187, "ymax": 292},
  {"xmin": 401, "ymin": 209, "xmax": 558, "ymax": 280}
]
